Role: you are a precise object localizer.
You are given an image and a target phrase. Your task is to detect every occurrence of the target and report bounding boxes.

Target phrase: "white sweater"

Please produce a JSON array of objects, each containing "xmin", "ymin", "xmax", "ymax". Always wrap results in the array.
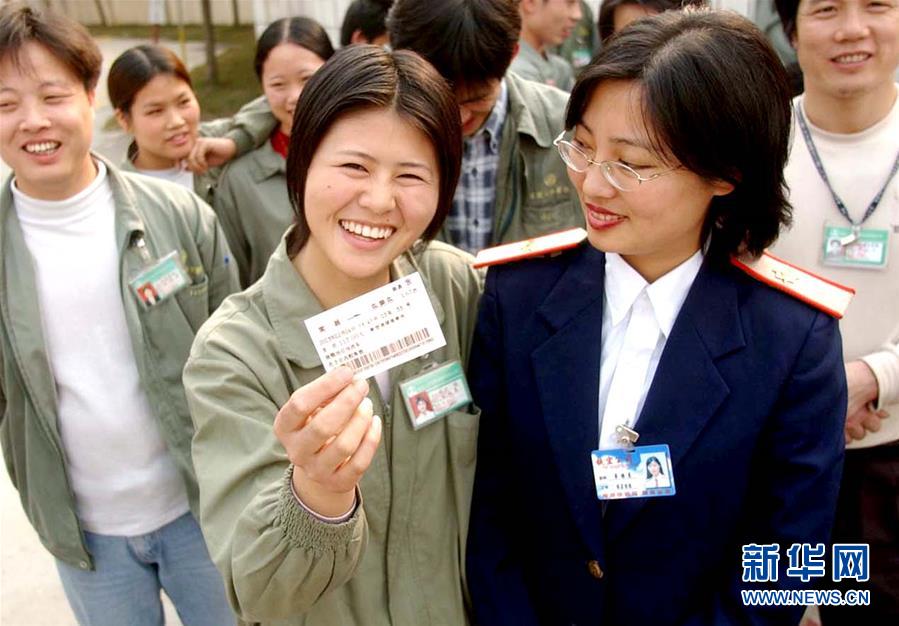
[
  {"xmin": 771, "ymin": 87, "xmax": 899, "ymax": 449},
  {"xmin": 132, "ymin": 164, "xmax": 194, "ymax": 190},
  {"xmin": 12, "ymin": 162, "xmax": 189, "ymax": 535}
]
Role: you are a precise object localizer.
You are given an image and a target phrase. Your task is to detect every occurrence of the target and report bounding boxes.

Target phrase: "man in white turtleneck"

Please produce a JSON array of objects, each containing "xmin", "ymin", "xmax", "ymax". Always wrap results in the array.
[
  {"xmin": 770, "ymin": 1, "xmax": 899, "ymax": 623},
  {"xmin": 0, "ymin": 4, "xmax": 239, "ymax": 625}
]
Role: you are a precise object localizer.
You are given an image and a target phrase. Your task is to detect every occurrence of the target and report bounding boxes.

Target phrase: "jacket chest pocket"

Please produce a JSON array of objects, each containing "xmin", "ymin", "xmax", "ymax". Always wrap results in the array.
[
  {"xmin": 446, "ymin": 405, "xmax": 481, "ymax": 469},
  {"xmin": 174, "ymin": 274, "xmax": 209, "ymax": 333}
]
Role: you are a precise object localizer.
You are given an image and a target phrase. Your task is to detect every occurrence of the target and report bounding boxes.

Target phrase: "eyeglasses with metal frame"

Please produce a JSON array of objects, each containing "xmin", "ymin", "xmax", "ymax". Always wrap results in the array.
[{"xmin": 553, "ymin": 130, "xmax": 677, "ymax": 192}]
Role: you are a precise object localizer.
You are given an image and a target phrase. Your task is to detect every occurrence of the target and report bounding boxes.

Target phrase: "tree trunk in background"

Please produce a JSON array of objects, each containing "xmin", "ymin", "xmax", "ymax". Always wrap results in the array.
[
  {"xmin": 91, "ymin": 0, "xmax": 108, "ymax": 26},
  {"xmin": 231, "ymin": 0, "xmax": 240, "ymax": 26},
  {"xmin": 200, "ymin": 0, "xmax": 219, "ymax": 84}
]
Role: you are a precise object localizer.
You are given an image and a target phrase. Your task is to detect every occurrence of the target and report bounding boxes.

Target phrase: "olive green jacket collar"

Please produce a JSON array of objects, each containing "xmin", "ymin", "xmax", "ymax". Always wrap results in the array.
[
  {"xmin": 244, "ymin": 139, "xmax": 286, "ymax": 183},
  {"xmin": 261, "ymin": 236, "xmax": 446, "ymax": 370}
]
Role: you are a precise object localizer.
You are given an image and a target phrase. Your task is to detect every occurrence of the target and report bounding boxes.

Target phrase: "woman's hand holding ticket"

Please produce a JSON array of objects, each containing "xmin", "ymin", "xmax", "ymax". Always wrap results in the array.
[{"xmin": 273, "ymin": 366, "xmax": 382, "ymax": 518}]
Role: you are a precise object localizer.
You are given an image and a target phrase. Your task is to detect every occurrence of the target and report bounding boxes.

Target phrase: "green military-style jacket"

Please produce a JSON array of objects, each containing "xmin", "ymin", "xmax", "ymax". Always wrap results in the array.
[
  {"xmin": 556, "ymin": 0, "xmax": 599, "ymax": 72},
  {"xmin": 0, "ymin": 154, "xmax": 240, "ymax": 570},
  {"xmin": 121, "ymin": 104, "xmax": 278, "ymax": 206},
  {"xmin": 214, "ymin": 140, "xmax": 291, "ymax": 288},
  {"xmin": 438, "ymin": 71, "xmax": 584, "ymax": 249},
  {"xmin": 510, "ymin": 40, "xmax": 575, "ymax": 91},
  {"xmin": 184, "ymin": 236, "xmax": 483, "ymax": 625}
]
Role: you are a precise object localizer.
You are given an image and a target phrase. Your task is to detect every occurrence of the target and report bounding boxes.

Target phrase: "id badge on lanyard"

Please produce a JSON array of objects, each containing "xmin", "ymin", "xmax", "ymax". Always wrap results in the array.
[
  {"xmin": 798, "ymin": 106, "xmax": 898, "ymax": 272},
  {"xmin": 822, "ymin": 224, "xmax": 890, "ymax": 270}
]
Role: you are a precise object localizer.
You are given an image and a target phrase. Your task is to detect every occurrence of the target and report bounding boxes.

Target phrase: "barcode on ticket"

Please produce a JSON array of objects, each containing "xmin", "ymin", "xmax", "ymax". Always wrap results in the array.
[{"xmin": 348, "ymin": 328, "xmax": 432, "ymax": 371}]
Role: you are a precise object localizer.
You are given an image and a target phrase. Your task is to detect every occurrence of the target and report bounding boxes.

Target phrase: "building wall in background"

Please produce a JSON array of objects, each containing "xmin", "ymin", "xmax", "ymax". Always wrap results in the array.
[
  {"xmin": 250, "ymin": 0, "xmax": 353, "ymax": 44},
  {"xmin": 35, "ymin": 1, "xmax": 254, "ymax": 25},
  {"xmin": 30, "ymin": 1, "xmax": 605, "ymax": 50}
]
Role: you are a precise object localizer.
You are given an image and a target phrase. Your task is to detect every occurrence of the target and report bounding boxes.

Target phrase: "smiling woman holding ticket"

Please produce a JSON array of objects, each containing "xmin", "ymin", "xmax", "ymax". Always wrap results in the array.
[{"xmin": 183, "ymin": 45, "xmax": 482, "ymax": 625}]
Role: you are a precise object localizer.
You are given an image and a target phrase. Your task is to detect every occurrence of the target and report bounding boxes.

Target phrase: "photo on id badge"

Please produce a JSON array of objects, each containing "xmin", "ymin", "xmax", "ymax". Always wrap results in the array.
[
  {"xmin": 591, "ymin": 444, "xmax": 676, "ymax": 500},
  {"xmin": 409, "ymin": 392, "xmax": 437, "ymax": 427}
]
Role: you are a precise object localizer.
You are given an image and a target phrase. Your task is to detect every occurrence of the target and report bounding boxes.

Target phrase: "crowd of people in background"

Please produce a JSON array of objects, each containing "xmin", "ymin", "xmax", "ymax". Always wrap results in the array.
[{"xmin": 0, "ymin": 1, "xmax": 897, "ymax": 625}]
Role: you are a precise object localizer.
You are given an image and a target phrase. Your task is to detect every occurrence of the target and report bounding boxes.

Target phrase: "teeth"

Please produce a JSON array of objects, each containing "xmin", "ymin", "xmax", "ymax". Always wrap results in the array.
[
  {"xmin": 835, "ymin": 53, "xmax": 868, "ymax": 63},
  {"xmin": 591, "ymin": 211, "xmax": 623, "ymax": 222},
  {"xmin": 25, "ymin": 141, "xmax": 59, "ymax": 154},
  {"xmin": 340, "ymin": 220, "xmax": 395, "ymax": 240}
]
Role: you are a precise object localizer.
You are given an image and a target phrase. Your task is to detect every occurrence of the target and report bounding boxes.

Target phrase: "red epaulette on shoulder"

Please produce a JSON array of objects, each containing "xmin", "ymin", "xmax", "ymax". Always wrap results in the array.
[
  {"xmin": 472, "ymin": 228, "xmax": 587, "ymax": 269},
  {"xmin": 731, "ymin": 251, "xmax": 856, "ymax": 318}
]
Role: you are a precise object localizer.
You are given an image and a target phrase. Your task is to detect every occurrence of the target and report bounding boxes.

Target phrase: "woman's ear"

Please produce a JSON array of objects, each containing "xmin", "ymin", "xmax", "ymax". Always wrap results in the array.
[
  {"xmin": 710, "ymin": 178, "xmax": 735, "ymax": 197},
  {"xmin": 114, "ymin": 108, "xmax": 131, "ymax": 133}
]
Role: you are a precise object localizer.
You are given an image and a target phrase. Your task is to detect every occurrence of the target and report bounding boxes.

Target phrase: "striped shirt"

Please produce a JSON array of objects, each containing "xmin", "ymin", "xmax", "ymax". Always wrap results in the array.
[{"xmin": 447, "ymin": 80, "xmax": 509, "ymax": 253}]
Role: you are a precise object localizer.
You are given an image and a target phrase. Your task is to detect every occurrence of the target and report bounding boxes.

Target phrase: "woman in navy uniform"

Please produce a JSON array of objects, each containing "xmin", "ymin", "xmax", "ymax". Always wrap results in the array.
[{"xmin": 466, "ymin": 9, "xmax": 846, "ymax": 625}]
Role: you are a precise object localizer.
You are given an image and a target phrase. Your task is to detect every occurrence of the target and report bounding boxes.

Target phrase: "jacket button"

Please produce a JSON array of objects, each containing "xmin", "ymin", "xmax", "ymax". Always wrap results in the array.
[
  {"xmin": 587, "ymin": 560, "xmax": 604, "ymax": 579},
  {"xmin": 79, "ymin": 561, "xmax": 89, "ymax": 569}
]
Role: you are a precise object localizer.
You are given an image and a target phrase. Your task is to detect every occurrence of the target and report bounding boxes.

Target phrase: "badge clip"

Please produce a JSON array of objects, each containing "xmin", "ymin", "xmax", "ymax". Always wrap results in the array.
[
  {"xmin": 615, "ymin": 424, "xmax": 640, "ymax": 449},
  {"xmin": 838, "ymin": 228, "xmax": 859, "ymax": 246},
  {"xmin": 130, "ymin": 233, "xmax": 153, "ymax": 266}
]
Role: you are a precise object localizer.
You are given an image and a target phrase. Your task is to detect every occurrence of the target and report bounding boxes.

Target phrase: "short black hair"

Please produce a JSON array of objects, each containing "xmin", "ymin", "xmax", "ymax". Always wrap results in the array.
[
  {"xmin": 285, "ymin": 45, "xmax": 462, "ymax": 256},
  {"xmin": 254, "ymin": 16, "xmax": 335, "ymax": 80},
  {"xmin": 340, "ymin": 0, "xmax": 393, "ymax": 46},
  {"xmin": 388, "ymin": 0, "xmax": 521, "ymax": 88},
  {"xmin": 567, "ymin": 8, "xmax": 793, "ymax": 264},
  {"xmin": 597, "ymin": 0, "xmax": 707, "ymax": 42},
  {"xmin": 773, "ymin": 0, "xmax": 799, "ymax": 42},
  {"xmin": 0, "ymin": 1, "xmax": 102, "ymax": 91}
]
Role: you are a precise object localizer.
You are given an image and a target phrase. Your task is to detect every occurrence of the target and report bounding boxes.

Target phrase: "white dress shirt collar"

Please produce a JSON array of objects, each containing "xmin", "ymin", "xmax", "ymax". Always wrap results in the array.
[{"xmin": 604, "ymin": 250, "xmax": 704, "ymax": 337}]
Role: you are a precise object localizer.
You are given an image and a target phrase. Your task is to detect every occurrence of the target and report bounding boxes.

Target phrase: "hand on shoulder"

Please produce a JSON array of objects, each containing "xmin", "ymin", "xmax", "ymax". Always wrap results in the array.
[{"xmin": 185, "ymin": 137, "xmax": 238, "ymax": 174}]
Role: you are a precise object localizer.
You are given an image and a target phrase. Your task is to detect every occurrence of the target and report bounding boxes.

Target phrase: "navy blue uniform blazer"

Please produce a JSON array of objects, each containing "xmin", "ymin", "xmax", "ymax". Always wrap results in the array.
[{"xmin": 466, "ymin": 244, "xmax": 846, "ymax": 626}]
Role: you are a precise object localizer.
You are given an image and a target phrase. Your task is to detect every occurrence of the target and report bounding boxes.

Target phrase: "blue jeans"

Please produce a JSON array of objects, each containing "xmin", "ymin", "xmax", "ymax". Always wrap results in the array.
[{"xmin": 55, "ymin": 512, "xmax": 235, "ymax": 626}]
